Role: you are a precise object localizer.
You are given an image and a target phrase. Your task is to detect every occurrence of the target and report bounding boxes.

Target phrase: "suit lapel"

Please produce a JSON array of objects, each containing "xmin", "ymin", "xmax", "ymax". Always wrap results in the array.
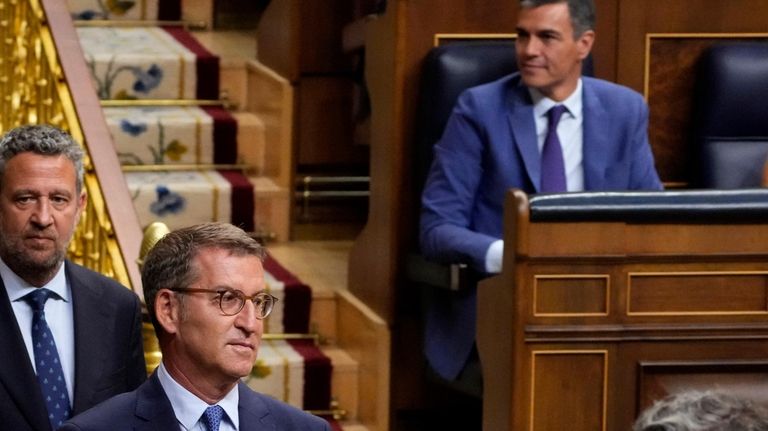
[
  {"xmin": 581, "ymin": 78, "xmax": 611, "ymax": 190},
  {"xmin": 134, "ymin": 372, "xmax": 179, "ymax": 431},
  {"xmin": 508, "ymin": 82, "xmax": 542, "ymax": 192},
  {"xmin": 237, "ymin": 382, "xmax": 273, "ymax": 431},
  {"xmin": 68, "ymin": 262, "xmax": 113, "ymax": 414},
  {"xmin": 0, "ymin": 276, "xmax": 51, "ymax": 431}
]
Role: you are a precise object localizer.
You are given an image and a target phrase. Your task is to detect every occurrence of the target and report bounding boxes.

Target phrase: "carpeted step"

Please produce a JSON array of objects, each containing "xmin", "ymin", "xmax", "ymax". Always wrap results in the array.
[
  {"xmin": 252, "ymin": 255, "xmax": 336, "ymax": 413},
  {"xmin": 263, "ymin": 254, "xmax": 312, "ymax": 333},
  {"xmin": 244, "ymin": 339, "xmax": 331, "ymax": 411},
  {"xmin": 125, "ymin": 169, "xmax": 253, "ymax": 231},
  {"xmin": 68, "ymin": 0, "xmax": 181, "ymax": 21},
  {"xmin": 105, "ymin": 105, "xmax": 237, "ymax": 165},
  {"xmin": 78, "ymin": 26, "xmax": 218, "ymax": 100}
]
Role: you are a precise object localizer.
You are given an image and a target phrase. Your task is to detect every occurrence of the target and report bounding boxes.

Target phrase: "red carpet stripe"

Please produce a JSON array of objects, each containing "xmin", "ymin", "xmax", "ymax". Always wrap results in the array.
[
  {"xmin": 162, "ymin": 26, "xmax": 220, "ymax": 100},
  {"xmin": 217, "ymin": 170, "xmax": 254, "ymax": 232},
  {"xmin": 264, "ymin": 254, "xmax": 312, "ymax": 333},
  {"xmin": 202, "ymin": 105, "xmax": 238, "ymax": 164},
  {"xmin": 289, "ymin": 339, "xmax": 332, "ymax": 411}
]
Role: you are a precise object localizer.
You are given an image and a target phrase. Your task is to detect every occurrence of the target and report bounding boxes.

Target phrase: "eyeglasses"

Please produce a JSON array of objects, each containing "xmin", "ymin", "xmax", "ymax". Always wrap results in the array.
[{"xmin": 169, "ymin": 288, "xmax": 278, "ymax": 319}]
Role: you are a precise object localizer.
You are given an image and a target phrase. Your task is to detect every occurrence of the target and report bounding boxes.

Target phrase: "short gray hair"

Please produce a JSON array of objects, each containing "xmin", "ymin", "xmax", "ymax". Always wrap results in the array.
[
  {"xmin": 520, "ymin": 0, "xmax": 595, "ymax": 37},
  {"xmin": 634, "ymin": 391, "xmax": 768, "ymax": 431},
  {"xmin": 142, "ymin": 222, "xmax": 266, "ymax": 335},
  {"xmin": 0, "ymin": 124, "xmax": 85, "ymax": 193}
]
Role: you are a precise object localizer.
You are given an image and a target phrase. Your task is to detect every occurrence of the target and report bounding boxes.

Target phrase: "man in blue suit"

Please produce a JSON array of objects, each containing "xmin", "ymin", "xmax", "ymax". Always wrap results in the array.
[
  {"xmin": 0, "ymin": 125, "xmax": 146, "ymax": 431},
  {"xmin": 60, "ymin": 223, "xmax": 330, "ymax": 431},
  {"xmin": 420, "ymin": 0, "xmax": 663, "ymax": 383}
]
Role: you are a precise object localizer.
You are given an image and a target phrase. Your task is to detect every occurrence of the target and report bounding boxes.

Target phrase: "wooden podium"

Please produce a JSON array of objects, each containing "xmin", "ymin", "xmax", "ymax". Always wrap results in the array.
[{"xmin": 478, "ymin": 189, "xmax": 768, "ymax": 430}]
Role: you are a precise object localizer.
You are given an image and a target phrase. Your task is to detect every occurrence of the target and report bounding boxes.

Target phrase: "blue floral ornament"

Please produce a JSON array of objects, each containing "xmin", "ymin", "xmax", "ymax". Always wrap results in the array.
[
  {"xmin": 150, "ymin": 185, "xmax": 185, "ymax": 216},
  {"xmin": 131, "ymin": 64, "xmax": 163, "ymax": 94},
  {"xmin": 119, "ymin": 119, "xmax": 148, "ymax": 136},
  {"xmin": 73, "ymin": 10, "xmax": 100, "ymax": 20}
]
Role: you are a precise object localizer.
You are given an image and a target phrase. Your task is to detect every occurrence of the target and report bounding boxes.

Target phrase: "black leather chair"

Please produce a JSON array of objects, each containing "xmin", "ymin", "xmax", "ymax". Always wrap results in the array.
[{"xmin": 692, "ymin": 43, "xmax": 768, "ymax": 188}]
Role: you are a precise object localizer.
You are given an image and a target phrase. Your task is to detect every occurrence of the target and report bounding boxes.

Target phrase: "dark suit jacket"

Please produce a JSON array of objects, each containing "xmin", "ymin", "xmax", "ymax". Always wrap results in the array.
[
  {"xmin": 59, "ymin": 372, "xmax": 332, "ymax": 431},
  {"xmin": 0, "ymin": 261, "xmax": 147, "ymax": 431},
  {"xmin": 420, "ymin": 73, "xmax": 664, "ymax": 380}
]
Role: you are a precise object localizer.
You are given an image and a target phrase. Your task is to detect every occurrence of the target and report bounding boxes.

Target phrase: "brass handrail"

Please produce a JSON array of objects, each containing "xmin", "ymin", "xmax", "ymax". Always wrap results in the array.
[{"xmin": 307, "ymin": 400, "xmax": 348, "ymax": 420}]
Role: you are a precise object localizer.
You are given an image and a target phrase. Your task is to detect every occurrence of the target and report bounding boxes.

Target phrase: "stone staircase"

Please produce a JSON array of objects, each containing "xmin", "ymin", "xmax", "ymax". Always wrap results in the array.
[{"xmin": 66, "ymin": 0, "xmax": 373, "ymax": 429}]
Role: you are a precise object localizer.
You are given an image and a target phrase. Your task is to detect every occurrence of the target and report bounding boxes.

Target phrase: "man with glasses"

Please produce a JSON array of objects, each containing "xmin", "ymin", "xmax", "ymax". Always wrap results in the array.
[{"xmin": 60, "ymin": 222, "xmax": 331, "ymax": 431}]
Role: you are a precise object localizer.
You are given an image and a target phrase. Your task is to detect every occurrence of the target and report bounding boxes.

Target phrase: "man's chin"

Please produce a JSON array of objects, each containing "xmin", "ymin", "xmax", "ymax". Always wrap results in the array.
[
  {"xmin": 520, "ymin": 74, "xmax": 550, "ymax": 91},
  {"xmin": 12, "ymin": 251, "xmax": 64, "ymax": 274}
]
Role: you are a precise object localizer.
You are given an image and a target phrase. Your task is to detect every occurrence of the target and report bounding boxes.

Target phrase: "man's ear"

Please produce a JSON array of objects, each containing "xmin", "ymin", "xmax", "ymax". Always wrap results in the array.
[
  {"xmin": 155, "ymin": 289, "xmax": 181, "ymax": 335},
  {"xmin": 577, "ymin": 29, "xmax": 595, "ymax": 60}
]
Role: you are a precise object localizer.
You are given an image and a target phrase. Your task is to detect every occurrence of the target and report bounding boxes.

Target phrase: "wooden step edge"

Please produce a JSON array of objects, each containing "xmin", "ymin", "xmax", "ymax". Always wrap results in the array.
[
  {"xmin": 337, "ymin": 423, "xmax": 371, "ymax": 431},
  {"xmin": 322, "ymin": 345, "xmax": 359, "ymax": 421}
]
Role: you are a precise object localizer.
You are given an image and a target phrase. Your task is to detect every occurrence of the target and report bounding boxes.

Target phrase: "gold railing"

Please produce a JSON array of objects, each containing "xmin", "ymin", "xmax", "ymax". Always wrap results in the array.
[{"xmin": 0, "ymin": 0, "xmax": 138, "ymax": 288}]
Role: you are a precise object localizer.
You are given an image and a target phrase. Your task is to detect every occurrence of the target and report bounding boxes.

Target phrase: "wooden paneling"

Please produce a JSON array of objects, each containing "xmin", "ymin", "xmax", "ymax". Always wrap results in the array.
[
  {"xmin": 592, "ymin": 0, "xmax": 619, "ymax": 81},
  {"xmin": 258, "ymin": 0, "xmax": 361, "ymax": 176},
  {"xmin": 256, "ymin": 0, "xmax": 298, "ymax": 81},
  {"xmin": 628, "ymin": 272, "xmax": 768, "ymax": 315},
  {"xmin": 298, "ymin": 1, "xmax": 354, "ymax": 74},
  {"xmin": 616, "ymin": 0, "xmax": 768, "ymax": 184},
  {"xmin": 478, "ymin": 190, "xmax": 768, "ymax": 431},
  {"xmin": 534, "ymin": 275, "xmax": 609, "ymax": 316},
  {"xmin": 297, "ymin": 77, "xmax": 367, "ymax": 167},
  {"xmin": 531, "ymin": 351, "xmax": 607, "ymax": 431}
]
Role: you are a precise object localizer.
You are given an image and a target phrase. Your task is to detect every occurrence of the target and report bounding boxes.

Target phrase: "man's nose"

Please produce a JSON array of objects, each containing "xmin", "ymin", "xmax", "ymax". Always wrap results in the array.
[
  {"xmin": 31, "ymin": 199, "xmax": 54, "ymax": 226},
  {"xmin": 234, "ymin": 299, "xmax": 260, "ymax": 333},
  {"xmin": 519, "ymin": 38, "xmax": 541, "ymax": 57}
]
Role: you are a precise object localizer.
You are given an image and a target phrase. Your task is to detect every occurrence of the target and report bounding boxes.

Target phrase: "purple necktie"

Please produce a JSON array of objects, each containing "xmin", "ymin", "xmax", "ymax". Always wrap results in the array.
[{"xmin": 540, "ymin": 105, "xmax": 568, "ymax": 192}]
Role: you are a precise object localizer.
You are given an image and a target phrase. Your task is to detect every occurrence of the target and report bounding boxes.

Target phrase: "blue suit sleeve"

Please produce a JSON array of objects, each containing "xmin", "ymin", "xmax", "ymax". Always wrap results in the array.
[
  {"xmin": 419, "ymin": 91, "xmax": 499, "ymax": 272},
  {"xmin": 628, "ymin": 99, "xmax": 663, "ymax": 190}
]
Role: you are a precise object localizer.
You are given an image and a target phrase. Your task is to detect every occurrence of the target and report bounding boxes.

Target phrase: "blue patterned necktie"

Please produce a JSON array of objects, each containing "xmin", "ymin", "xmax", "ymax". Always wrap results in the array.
[
  {"xmin": 202, "ymin": 405, "xmax": 225, "ymax": 431},
  {"xmin": 23, "ymin": 288, "xmax": 72, "ymax": 429},
  {"xmin": 540, "ymin": 104, "xmax": 568, "ymax": 192}
]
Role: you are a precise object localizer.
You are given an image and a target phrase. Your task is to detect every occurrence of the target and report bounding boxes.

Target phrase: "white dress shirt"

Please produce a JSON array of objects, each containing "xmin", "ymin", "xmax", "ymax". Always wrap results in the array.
[
  {"xmin": 2, "ymin": 258, "xmax": 75, "ymax": 405},
  {"xmin": 485, "ymin": 80, "xmax": 586, "ymax": 273},
  {"xmin": 157, "ymin": 362, "xmax": 240, "ymax": 431}
]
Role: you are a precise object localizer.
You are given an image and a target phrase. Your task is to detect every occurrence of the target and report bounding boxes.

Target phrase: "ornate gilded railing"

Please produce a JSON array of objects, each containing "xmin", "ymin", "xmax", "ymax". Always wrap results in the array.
[{"xmin": 0, "ymin": 0, "xmax": 143, "ymax": 291}]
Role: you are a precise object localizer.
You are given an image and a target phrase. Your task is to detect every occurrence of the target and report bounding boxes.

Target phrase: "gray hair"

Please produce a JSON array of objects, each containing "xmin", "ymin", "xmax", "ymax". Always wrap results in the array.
[
  {"xmin": 634, "ymin": 391, "xmax": 768, "ymax": 431},
  {"xmin": 142, "ymin": 222, "xmax": 266, "ymax": 334},
  {"xmin": 520, "ymin": 0, "xmax": 595, "ymax": 37},
  {"xmin": 0, "ymin": 124, "xmax": 85, "ymax": 193}
]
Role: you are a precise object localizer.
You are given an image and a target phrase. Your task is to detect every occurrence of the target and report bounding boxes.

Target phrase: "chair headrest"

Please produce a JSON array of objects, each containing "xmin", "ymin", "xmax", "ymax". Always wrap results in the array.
[
  {"xmin": 528, "ymin": 189, "xmax": 768, "ymax": 222},
  {"xmin": 694, "ymin": 43, "xmax": 768, "ymax": 137}
]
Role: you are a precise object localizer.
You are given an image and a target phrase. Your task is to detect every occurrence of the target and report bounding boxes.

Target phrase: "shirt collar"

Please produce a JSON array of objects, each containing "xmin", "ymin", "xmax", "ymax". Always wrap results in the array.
[
  {"xmin": 1, "ymin": 257, "xmax": 69, "ymax": 303},
  {"xmin": 529, "ymin": 78, "xmax": 583, "ymax": 121},
  {"xmin": 157, "ymin": 362, "xmax": 240, "ymax": 430}
]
